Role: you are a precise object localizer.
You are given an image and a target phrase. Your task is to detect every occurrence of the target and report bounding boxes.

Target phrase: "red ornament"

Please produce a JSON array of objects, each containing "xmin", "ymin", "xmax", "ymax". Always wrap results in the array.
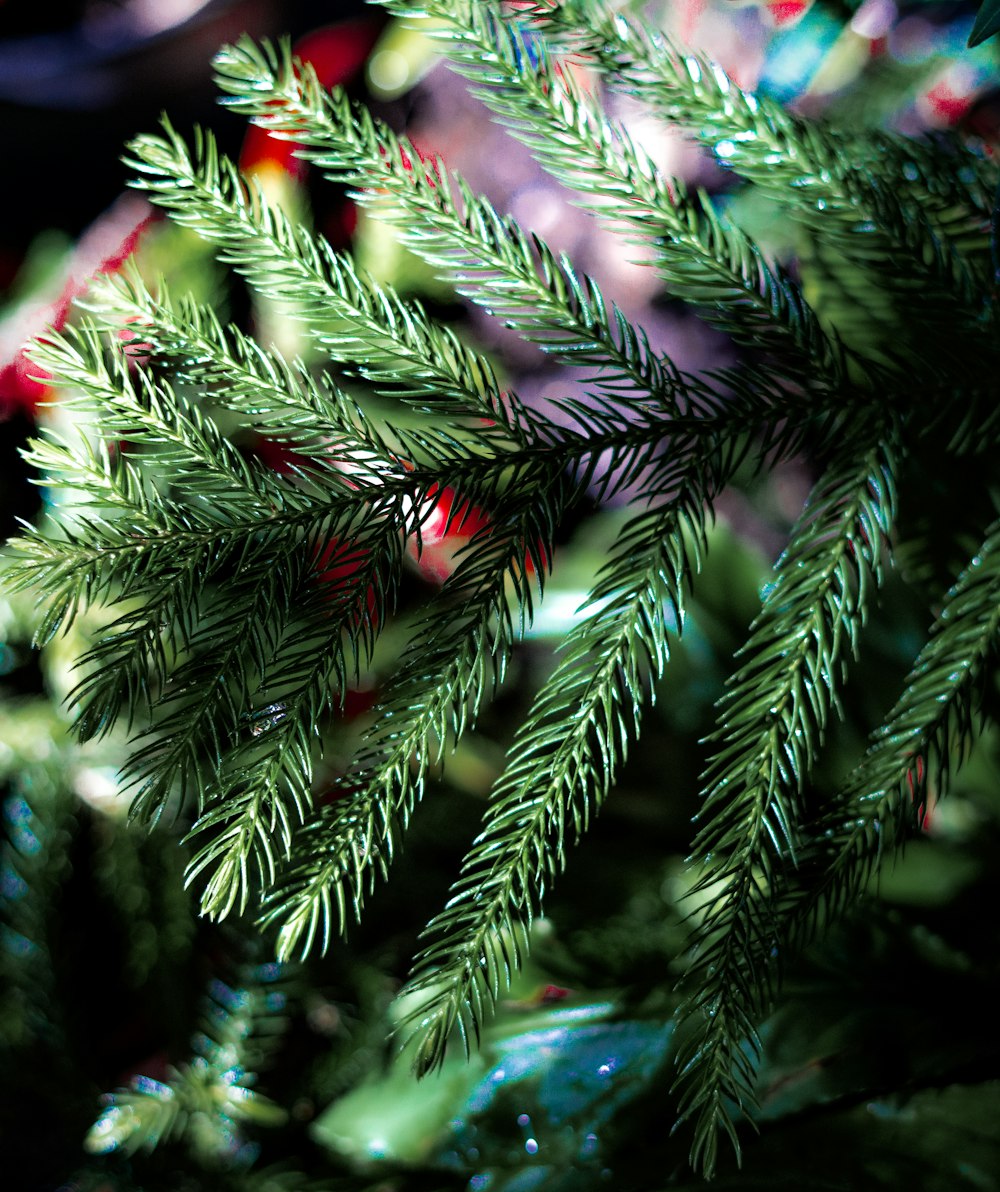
[
  {"xmin": 407, "ymin": 484, "xmax": 491, "ymax": 584},
  {"xmin": 312, "ymin": 537, "xmax": 378, "ymax": 626},
  {"xmin": 1, "ymin": 201, "xmax": 154, "ymax": 420},
  {"xmin": 239, "ymin": 19, "xmax": 382, "ymax": 180},
  {"xmin": 249, "ymin": 433, "xmax": 311, "ymax": 476},
  {"xmin": 922, "ymin": 80, "xmax": 975, "ymax": 127},
  {"xmin": 765, "ymin": 0, "xmax": 810, "ymax": 27}
]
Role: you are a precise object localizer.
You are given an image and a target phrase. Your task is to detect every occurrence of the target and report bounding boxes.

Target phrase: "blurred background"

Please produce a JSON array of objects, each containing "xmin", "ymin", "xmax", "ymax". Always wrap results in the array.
[{"xmin": 3, "ymin": 2, "xmax": 1000, "ymax": 1190}]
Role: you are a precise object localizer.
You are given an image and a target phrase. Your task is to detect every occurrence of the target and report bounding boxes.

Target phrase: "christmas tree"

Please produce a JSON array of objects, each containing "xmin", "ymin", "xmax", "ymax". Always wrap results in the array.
[{"xmin": 3, "ymin": 1, "xmax": 1000, "ymax": 1187}]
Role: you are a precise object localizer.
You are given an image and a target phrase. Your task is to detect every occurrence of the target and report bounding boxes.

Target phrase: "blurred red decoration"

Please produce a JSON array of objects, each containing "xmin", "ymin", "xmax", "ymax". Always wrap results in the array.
[
  {"xmin": 922, "ymin": 78, "xmax": 976, "ymax": 126},
  {"xmin": 239, "ymin": 19, "xmax": 382, "ymax": 179},
  {"xmin": 407, "ymin": 484, "xmax": 491, "ymax": 584},
  {"xmin": 766, "ymin": 0, "xmax": 811, "ymax": 27},
  {"xmin": 1, "ymin": 198, "xmax": 154, "ymax": 420}
]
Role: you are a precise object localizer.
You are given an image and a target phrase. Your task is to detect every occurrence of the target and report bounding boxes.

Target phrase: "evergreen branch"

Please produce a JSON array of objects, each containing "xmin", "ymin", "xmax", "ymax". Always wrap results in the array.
[
  {"xmin": 533, "ymin": 0, "xmax": 996, "ymax": 235},
  {"xmin": 9, "ymin": 361, "xmax": 706, "ymax": 698},
  {"xmin": 4, "ymin": 6, "xmax": 995, "ymax": 1183},
  {"xmin": 18, "ymin": 424, "xmax": 166, "ymax": 519},
  {"xmin": 111, "ymin": 541, "xmax": 310, "ymax": 826},
  {"xmin": 260, "ymin": 468, "xmax": 570, "ymax": 958},
  {"xmin": 0, "ymin": 706, "xmax": 79, "ymax": 1050},
  {"xmin": 19, "ymin": 288, "xmax": 580, "ymax": 920},
  {"xmin": 65, "ymin": 566, "xmax": 204, "ymax": 743},
  {"xmin": 11, "ymin": 299, "xmax": 542, "ymax": 673},
  {"xmin": 46, "ymin": 311, "xmax": 390, "ymax": 750},
  {"xmin": 5, "ymin": 517, "xmax": 148, "ymax": 648},
  {"xmin": 82, "ymin": 268, "xmax": 396, "ymax": 473},
  {"xmin": 6, "ymin": 315, "xmax": 357, "ymax": 636},
  {"xmin": 28, "ymin": 323, "xmax": 284, "ymax": 502},
  {"xmin": 86, "ymin": 956, "xmax": 290, "ymax": 1159},
  {"xmin": 932, "ymin": 382, "xmax": 1000, "ymax": 455},
  {"xmin": 378, "ymin": 0, "xmax": 844, "ymax": 383},
  {"xmin": 785, "ymin": 515, "xmax": 1000, "ymax": 946},
  {"xmin": 216, "ymin": 36, "xmax": 882, "ymax": 438},
  {"xmin": 125, "ymin": 122, "xmax": 520, "ymax": 428},
  {"xmin": 212, "ymin": 35, "xmax": 706, "ymax": 415},
  {"xmin": 4, "ymin": 452, "xmax": 377, "ymax": 650},
  {"xmin": 529, "ymin": 1, "xmax": 993, "ymax": 372},
  {"xmin": 28, "ymin": 498, "xmax": 402, "ymax": 836},
  {"xmin": 184, "ymin": 514, "xmax": 405, "ymax": 920},
  {"xmin": 3, "ymin": 497, "xmax": 269, "ymax": 652},
  {"xmin": 398, "ymin": 485, "xmax": 711, "ymax": 1074},
  {"xmin": 674, "ymin": 435, "xmax": 897, "ymax": 1177},
  {"xmin": 268, "ymin": 382, "xmax": 814, "ymax": 977},
  {"xmin": 11, "ymin": 313, "xmax": 431, "ymax": 861},
  {"xmin": 82, "ymin": 265, "xmax": 529, "ymax": 467},
  {"xmin": 44, "ymin": 275, "xmax": 615, "ymax": 513},
  {"xmin": 9, "ymin": 303, "xmax": 745, "ymax": 887}
]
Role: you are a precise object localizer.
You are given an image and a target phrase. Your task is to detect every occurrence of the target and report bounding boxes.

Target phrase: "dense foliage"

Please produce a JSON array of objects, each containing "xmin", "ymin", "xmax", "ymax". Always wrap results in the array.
[{"xmin": 3, "ymin": 0, "xmax": 1000, "ymax": 1186}]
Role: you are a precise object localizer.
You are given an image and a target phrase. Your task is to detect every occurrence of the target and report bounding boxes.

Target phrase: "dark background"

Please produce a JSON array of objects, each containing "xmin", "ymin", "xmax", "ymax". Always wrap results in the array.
[{"xmin": 0, "ymin": 0, "xmax": 378, "ymax": 278}]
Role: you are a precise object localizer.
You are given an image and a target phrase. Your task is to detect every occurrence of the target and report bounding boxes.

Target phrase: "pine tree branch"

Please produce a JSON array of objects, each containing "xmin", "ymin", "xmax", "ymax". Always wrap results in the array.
[
  {"xmin": 27, "ymin": 323, "xmax": 285, "ymax": 502},
  {"xmin": 4, "ymin": 475, "xmax": 280, "ymax": 653},
  {"xmin": 673, "ymin": 433, "xmax": 897, "ymax": 1176},
  {"xmin": 83, "ymin": 270, "xmax": 397, "ymax": 470},
  {"xmin": 82, "ymin": 265, "xmax": 531, "ymax": 468},
  {"xmin": 113, "ymin": 546, "xmax": 311, "ymax": 826},
  {"xmin": 222, "ymin": 33, "xmax": 868, "ymax": 450},
  {"xmin": 260, "ymin": 471, "xmax": 570, "ymax": 958},
  {"xmin": 183, "ymin": 516, "xmax": 405, "ymax": 920},
  {"xmin": 266, "ymin": 387, "xmax": 858, "ymax": 963},
  {"xmin": 66, "ymin": 566, "xmax": 212, "ymax": 743},
  {"xmin": 6, "ymin": 321, "xmax": 420, "ymax": 875},
  {"xmin": 126, "ymin": 56, "xmax": 858, "ymax": 481},
  {"xmin": 126, "ymin": 122, "xmax": 519, "ymax": 426},
  {"xmin": 81, "ymin": 267, "xmax": 657, "ymax": 499},
  {"xmin": 785, "ymin": 514, "xmax": 1000, "ymax": 948},
  {"xmin": 377, "ymin": 0, "xmax": 845, "ymax": 387},
  {"xmin": 5, "ymin": 289, "xmax": 758, "ymax": 872},
  {"xmin": 44, "ymin": 284, "xmax": 400, "ymax": 757},
  {"xmin": 396, "ymin": 457, "xmax": 720, "ymax": 1073},
  {"xmin": 529, "ymin": 1, "xmax": 994, "ymax": 376},
  {"xmin": 86, "ymin": 954, "xmax": 290, "ymax": 1159},
  {"xmin": 4, "ymin": 6, "xmax": 995, "ymax": 1181},
  {"xmin": 5, "ymin": 442, "xmax": 382, "ymax": 650},
  {"xmin": 212, "ymin": 35, "xmax": 706, "ymax": 416},
  {"xmin": 533, "ymin": 1, "xmax": 996, "ymax": 236}
]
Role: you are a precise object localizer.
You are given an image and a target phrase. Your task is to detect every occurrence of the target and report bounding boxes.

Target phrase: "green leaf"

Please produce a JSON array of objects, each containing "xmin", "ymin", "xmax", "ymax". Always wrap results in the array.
[{"xmin": 969, "ymin": 0, "xmax": 1000, "ymax": 47}]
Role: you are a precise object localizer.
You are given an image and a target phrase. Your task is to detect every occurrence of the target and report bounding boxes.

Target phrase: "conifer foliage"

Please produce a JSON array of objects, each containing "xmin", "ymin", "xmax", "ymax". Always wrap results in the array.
[{"xmin": 5, "ymin": 0, "xmax": 1000, "ymax": 1177}]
